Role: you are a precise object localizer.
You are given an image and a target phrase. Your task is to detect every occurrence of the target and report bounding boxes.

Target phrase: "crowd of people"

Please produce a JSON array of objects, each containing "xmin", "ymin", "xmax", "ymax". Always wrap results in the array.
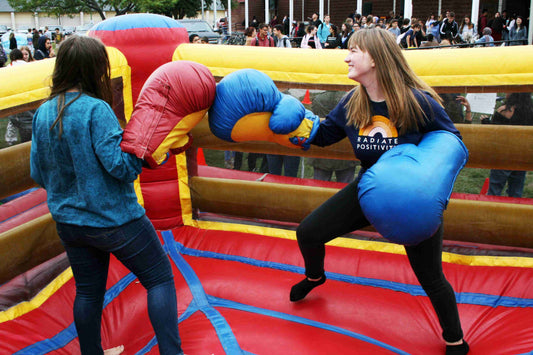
[{"xmin": 240, "ymin": 9, "xmax": 529, "ymax": 49}]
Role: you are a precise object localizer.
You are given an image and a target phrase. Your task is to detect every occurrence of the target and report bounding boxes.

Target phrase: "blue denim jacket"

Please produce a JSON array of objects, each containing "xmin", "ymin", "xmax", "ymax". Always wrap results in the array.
[{"xmin": 31, "ymin": 93, "xmax": 144, "ymax": 227}]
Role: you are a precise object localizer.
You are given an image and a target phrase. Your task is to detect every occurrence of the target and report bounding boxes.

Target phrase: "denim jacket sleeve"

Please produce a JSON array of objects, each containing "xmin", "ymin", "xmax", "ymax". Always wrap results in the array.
[{"xmin": 90, "ymin": 102, "xmax": 142, "ymax": 182}]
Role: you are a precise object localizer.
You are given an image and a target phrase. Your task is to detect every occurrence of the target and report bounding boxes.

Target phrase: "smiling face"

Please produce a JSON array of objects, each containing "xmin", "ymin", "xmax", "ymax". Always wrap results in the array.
[
  {"xmin": 22, "ymin": 48, "xmax": 30, "ymax": 61},
  {"xmin": 344, "ymin": 44, "xmax": 375, "ymax": 83}
]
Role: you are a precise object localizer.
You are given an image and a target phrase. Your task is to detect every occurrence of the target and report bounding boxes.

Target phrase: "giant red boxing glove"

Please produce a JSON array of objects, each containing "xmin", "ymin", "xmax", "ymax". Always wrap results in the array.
[{"xmin": 121, "ymin": 60, "xmax": 216, "ymax": 168}]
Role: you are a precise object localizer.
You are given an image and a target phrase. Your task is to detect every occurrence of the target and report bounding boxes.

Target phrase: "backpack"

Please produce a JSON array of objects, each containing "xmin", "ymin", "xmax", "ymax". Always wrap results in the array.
[
  {"xmin": 0, "ymin": 46, "xmax": 6, "ymax": 67},
  {"xmin": 396, "ymin": 30, "xmax": 409, "ymax": 45}
]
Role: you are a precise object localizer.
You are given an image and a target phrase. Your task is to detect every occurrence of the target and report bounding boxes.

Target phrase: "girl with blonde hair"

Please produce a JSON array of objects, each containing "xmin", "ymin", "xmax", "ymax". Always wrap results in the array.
[{"xmin": 290, "ymin": 27, "xmax": 469, "ymax": 355}]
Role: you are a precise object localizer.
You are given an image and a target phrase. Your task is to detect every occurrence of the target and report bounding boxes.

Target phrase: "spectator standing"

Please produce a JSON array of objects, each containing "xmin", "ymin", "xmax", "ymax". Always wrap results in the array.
[
  {"xmin": 32, "ymin": 29, "xmax": 40, "ymax": 51},
  {"xmin": 339, "ymin": 22, "xmax": 353, "ymax": 49},
  {"xmin": 301, "ymin": 25, "xmax": 322, "ymax": 49},
  {"xmin": 489, "ymin": 11, "xmax": 504, "ymax": 42},
  {"xmin": 283, "ymin": 15, "xmax": 290, "ymax": 35},
  {"xmin": 309, "ymin": 12, "xmax": 322, "ymax": 28},
  {"xmin": 273, "ymin": 24, "xmax": 291, "ymax": 47},
  {"xmin": 8, "ymin": 48, "xmax": 25, "ymax": 66},
  {"xmin": 317, "ymin": 15, "xmax": 331, "ymax": 48},
  {"xmin": 9, "ymin": 32, "xmax": 17, "ymax": 50},
  {"xmin": 248, "ymin": 24, "xmax": 273, "ymax": 173},
  {"xmin": 425, "ymin": 14, "xmax": 437, "ymax": 29},
  {"xmin": 26, "ymin": 29, "xmax": 33, "ymax": 49},
  {"xmin": 509, "ymin": 16, "xmax": 527, "ymax": 45},
  {"xmin": 459, "ymin": 16, "xmax": 477, "ymax": 43},
  {"xmin": 267, "ymin": 24, "xmax": 301, "ymax": 177},
  {"xmin": 6, "ymin": 49, "xmax": 34, "ymax": 144},
  {"xmin": 429, "ymin": 16, "xmax": 442, "ymax": 41},
  {"xmin": 440, "ymin": 12, "xmax": 459, "ymax": 43},
  {"xmin": 270, "ymin": 15, "xmax": 279, "ymax": 27},
  {"xmin": 251, "ymin": 16, "xmax": 259, "ymax": 29},
  {"xmin": 481, "ymin": 93, "xmax": 533, "ymax": 197},
  {"xmin": 251, "ymin": 23, "xmax": 275, "ymax": 46},
  {"xmin": 244, "ymin": 26, "xmax": 257, "ymax": 46},
  {"xmin": 43, "ymin": 26, "xmax": 51, "ymax": 40},
  {"xmin": 387, "ymin": 19, "xmax": 401, "ymax": 38},
  {"xmin": 54, "ymin": 28, "xmax": 63, "ymax": 44},
  {"xmin": 20, "ymin": 46, "xmax": 34, "ymax": 62},
  {"xmin": 478, "ymin": 9, "xmax": 489, "ymax": 37},
  {"xmin": 400, "ymin": 18, "xmax": 411, "ymax": 34},
  {"xmin": 324, "ymin": 24, "xmax": 341, "ymax": 49},
  {"xmin": 34, "ymin": 36, "xmax": 55, "ymax": 60}
]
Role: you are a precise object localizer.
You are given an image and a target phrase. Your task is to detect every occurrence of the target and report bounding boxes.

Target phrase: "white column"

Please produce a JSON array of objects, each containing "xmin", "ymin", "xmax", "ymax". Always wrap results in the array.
[
  {"xmin": 327, "ymin": 0, "xmax": 330, "ymax": 15},
  {"xmin": 214, "ymin": 0, "xmax": 217, "ymax": 29},
  {"xmin": 228, "ymin": 0, "xmax": 232, "ymax": 34},
  {"xmin": 403, "ymin": 0, "xmax": 412, "ymax": 20},
  {"xmin": 201, "ymin": 0, "xmax": 205, "ymax": 20},
  {"xmin": 80, "ymin": 12, "xmax": 84, "ymax": 26},
  {"xmin": 289, "ymin": 0, "xmax": 293, "ymax": 29},
  {"xmin": 497, "ymin": 0, "xmax": 503, "ymax": 13},
  {"xmin": 319, "ymin": 0, "xmax": 324, "ymax": 20},
  {"xmin": 471, "ymin": 0, "xmax": 480, "ymax": 28},
  {"xmin": 265, "ymin": 0, "xmax": 269, "ymax": 24},
  {"xmin": 356, "ymin": 0, "xmax": 362, "ymax": 16},
  {"xmin": 11, "ymin": 12, "xmax": 15, "ymax": 30},
  {"xmin": 34, "ymin": 12, "xmax": 39, "ymax": 29},
  {"xmin": 393, "ymin": 0, "xmax": 396, "ymax": 16},
  {"xmin": 245, "ymin": 0, "xmax": 249, "ymax": 28},
  {"xmin": 529, "ymin": 0, "xmax": 533, "ymax": 44}
]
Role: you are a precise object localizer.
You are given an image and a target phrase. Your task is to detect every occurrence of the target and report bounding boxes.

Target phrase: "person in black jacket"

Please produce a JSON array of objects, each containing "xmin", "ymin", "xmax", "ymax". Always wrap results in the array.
[
  {"xmin": 439, "ymin": 12, "xmax": 459, "ymax": 43},
  {"xmin": 9, "ymin": 32, "xmax": 17, "ymax": 50}
]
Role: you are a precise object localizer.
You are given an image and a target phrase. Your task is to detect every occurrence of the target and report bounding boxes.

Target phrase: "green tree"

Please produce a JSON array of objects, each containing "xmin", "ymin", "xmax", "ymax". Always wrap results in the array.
[
  {"xmin": 8, "ymin": 0, "xmax": 137, "ymax": 20},
  {"xmin": 138, "ymin": 0, "xmax": 213, "ymax": 19}
]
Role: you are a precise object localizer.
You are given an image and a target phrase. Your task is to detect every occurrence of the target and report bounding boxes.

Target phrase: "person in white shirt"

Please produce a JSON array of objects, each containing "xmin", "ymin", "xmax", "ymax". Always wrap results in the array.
[{"xmin": 9, "ymin": 48, "xmax": 27, "ymax": 66}]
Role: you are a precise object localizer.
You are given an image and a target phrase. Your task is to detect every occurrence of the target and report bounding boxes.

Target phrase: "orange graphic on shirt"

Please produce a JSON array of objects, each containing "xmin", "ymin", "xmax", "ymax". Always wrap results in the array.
[{"xmin": 359, "ymin": 116, "xmax": 398, "ymax": 138}]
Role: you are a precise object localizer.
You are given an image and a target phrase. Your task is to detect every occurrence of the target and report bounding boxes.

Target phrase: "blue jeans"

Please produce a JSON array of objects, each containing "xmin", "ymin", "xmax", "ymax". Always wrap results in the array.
[
  {"xmin": 57, "ymin": 215, "xmax": 183, "ymax": 355},
  {"xmin": 487, "ymin": 169, "xmax": 526, "ymax": 198},
  {"xmin": 266, "ymin": 154, "xmax": 301, "ymax": 177}
]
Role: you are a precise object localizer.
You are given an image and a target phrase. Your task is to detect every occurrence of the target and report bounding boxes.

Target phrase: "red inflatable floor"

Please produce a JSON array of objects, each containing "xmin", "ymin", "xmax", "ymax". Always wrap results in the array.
[{"xmin": 1, "ymin": 225, "xmax": 532, "ymax": 354}]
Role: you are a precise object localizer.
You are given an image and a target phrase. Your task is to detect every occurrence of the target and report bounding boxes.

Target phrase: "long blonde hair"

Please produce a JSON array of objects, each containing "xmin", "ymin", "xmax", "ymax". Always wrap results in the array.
[{"xmin": 345, "ymin": 27, "xmax": 442, "ymax": 134}]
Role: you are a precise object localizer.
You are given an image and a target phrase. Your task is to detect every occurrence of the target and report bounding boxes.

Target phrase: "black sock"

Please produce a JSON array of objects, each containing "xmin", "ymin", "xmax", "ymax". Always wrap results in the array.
[
  {"xmin": 446, "ymin": 340, "xmax": 469, "ymax": 355},
  {"xmin": 290, "ymin": 275, "xmax": 326, "ymax": 302}
]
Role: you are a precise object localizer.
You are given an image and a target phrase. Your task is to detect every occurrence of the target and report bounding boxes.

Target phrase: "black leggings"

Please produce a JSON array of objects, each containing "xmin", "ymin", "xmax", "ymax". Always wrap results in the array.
[{"xmin": 296, "ymin": 179, "xmax": 464, "ymax": 342}]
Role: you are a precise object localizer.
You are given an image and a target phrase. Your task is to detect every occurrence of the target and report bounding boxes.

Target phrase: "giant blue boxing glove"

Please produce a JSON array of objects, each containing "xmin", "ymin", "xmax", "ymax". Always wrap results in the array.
[
  {"xmin": 357, "ymin": 131, "xmax": 468, "ymax": 245},
  {"xmin": 208, "ymin": 69, "xmax": 320, "ymax": 150}
]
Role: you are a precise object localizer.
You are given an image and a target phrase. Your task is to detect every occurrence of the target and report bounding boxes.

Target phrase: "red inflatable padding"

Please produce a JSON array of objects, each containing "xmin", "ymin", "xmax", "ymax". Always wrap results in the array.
[
  {"xmin": 121, "ymin": 61, "xmax": 216, "ymax": 168},
  {"xmin": 139, "ymin": 157, "xmax": 184, "ymax": 230},
  {"xmin": 451, "ymin": 192, "xmax": 533, "ymax": 205},
  {"xmin": 0, "ymin": 189, "xmax": 47, "ymax": 222}
]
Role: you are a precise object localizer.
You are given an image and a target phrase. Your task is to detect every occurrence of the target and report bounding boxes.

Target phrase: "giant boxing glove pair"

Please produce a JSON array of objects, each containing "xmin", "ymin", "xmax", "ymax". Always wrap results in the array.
[{"xmin": 122, "ymin": 63, "xmax": 468, "ymax": 246}]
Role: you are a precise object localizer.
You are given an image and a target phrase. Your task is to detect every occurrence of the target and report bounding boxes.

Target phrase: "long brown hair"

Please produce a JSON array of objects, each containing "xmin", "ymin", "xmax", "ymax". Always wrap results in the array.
[
  {"xmin": 49, "ymin": 35, "xmax": 112, "ymax": 138},
  {"xmin": 345, "ymin": 28, "xmax": 442, "ymax": 134}
]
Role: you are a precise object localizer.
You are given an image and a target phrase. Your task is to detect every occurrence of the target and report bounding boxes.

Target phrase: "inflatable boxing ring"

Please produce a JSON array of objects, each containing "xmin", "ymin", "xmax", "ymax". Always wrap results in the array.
[{"xmin": 1, "ymin": 14, "xmax": 533, "ymax": 354}]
